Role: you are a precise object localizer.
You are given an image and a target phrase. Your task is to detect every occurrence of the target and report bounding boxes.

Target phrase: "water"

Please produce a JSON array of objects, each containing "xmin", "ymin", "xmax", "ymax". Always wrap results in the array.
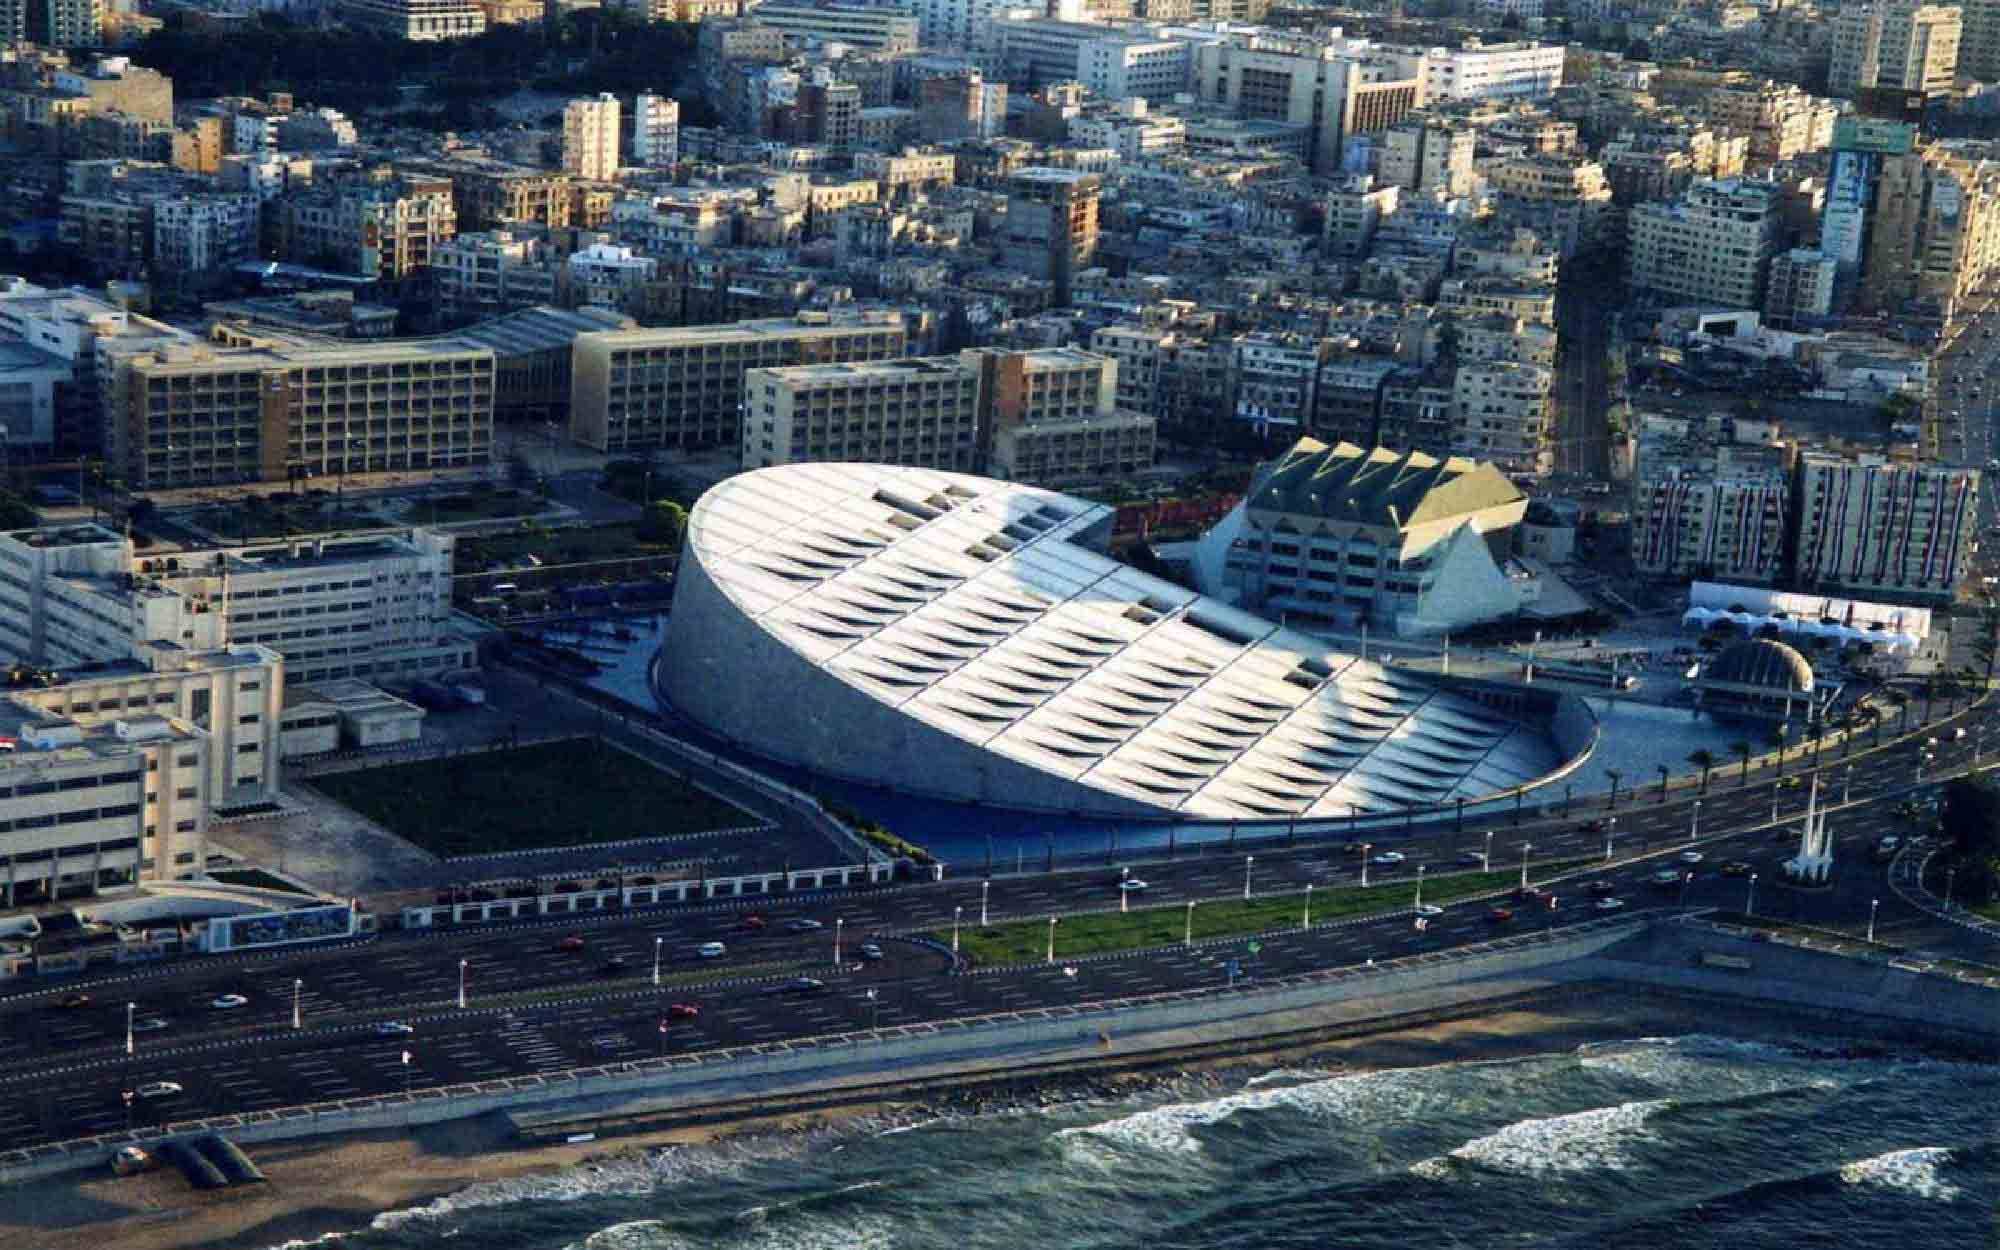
[{"xmin": 273, "ymin": 1035, "xmax": 1995, "ymax": 1249}]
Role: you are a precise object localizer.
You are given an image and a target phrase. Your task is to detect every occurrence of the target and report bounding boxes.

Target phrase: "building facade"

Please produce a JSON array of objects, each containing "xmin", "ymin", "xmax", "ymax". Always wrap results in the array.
[
  {"xmin": 1790, "ymin": 454, "xmax": 1980, "ymax": 600},
  {"xmin": 1626, "ymin": 178, "xmax": 1782, "ymax": 309}
]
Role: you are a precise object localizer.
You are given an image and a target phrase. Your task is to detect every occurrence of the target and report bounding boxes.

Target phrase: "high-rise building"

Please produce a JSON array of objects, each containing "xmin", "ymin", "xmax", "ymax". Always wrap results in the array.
[
  {"xmin": 1632, "ymin": 419, "xmax": 1791, "ymax": 584},
  {"xmin": 999, "ymin": 167, "xmax": 1100, "ymax": 307},
  {"xmin": 570, "ymin": 311, "xmax": 909, "ymax": 453},
  {"xmin": 1451, "ymin": 361, "xmax": 1554, "ymax": 478},
  {"xmin": 1764, "ymin": 248, "xmax": 1840, "ymax": 327},
  {"xmin": 1829, "ymin": 0, "xmax": 1961, "ymax": 99},
  {"xmin": 1860, "ymin": 142, "xmax": 2000, "ymax": 314},
  {"xmin": 1790, "ymin": 453, "xmax": 1980, "ymax": 600},
  {"xmin": 632, "ymin": 92, "xmax": 679, "ymax": 168},
  {"xmin": 1626, "ymin": 178, "xmax": 1783, "ymax": 309},
  {"xmin": 1378, "ymin": 117, "xmax": 1476, "ymax": 197},
  {"xmin": 1962, "ymin": 0, "xmax": 2000, "ymax": 80},
  {"xmin": 1193, "ymin": 39, "xmax": 1422, "ymax": 175},
  {"xmin": 1821, "ymin": 116, "xmax": 1919, "ymax": 304},
  {"xmin": 563, "ymin": 93, "xmax": 621, "ymax": 182}
]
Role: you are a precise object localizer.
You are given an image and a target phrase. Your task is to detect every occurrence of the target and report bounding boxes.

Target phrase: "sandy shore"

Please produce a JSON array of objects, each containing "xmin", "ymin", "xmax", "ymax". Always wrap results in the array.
[{"xmin": 0, "ymin": 989, "xmax": 1878, "ymax": 1250}]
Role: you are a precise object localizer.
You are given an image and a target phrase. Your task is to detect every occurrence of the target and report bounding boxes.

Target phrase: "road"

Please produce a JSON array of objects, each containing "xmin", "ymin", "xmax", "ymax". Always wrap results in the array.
[
  {"xmin": 1, "ymin": 706, "xmax": 1995, "ymax": 1148},
  {"xmin": 1553, "ymin": 252, "xmax": 1617, "ymax": 481}
]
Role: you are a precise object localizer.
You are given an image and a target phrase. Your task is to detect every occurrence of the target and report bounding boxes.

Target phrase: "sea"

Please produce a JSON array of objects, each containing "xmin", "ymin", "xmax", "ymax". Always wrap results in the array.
[{"xmin": 272, "ymin": 1034, "xmax": 1996, "ymax": 1250}]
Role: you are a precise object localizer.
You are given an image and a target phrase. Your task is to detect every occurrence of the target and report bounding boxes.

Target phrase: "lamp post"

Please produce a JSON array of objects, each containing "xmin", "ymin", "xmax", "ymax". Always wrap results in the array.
[
  {"xmin": 1746, "ymin": 872, "xmax": 1759, "ymax": 917},
  {"xmin": 1184, "ymin": 900, "xmax": 1195, "ymax": 947},
  {"xmin": 1414, "ymin": 865, "xmax": 1426, "ymax": 913},
  {"xmin": 1843, "ymin": 765, "xmax": 1853, "ymax": 803},
  {"xmin": 1519, "ymin": 842, "xmax": 1532, "ymax": 890},
  {"xmin": 1046, "ymin": 916, "xmax": 1059, "ymax": 964},
  {"xmin": 1868, "ymin": 897, "xmax": 1880, "ymax": 943},
  {"xmin": 834, "ymin": 917, "xmax": 844, "ymax": 966},
  {"xmin": 1483, "ymin": 830, "xmax": 1493, "ymax": 873},
  {"xmin": 292, "ymin": 977, "xmax": 302, "ymax": 1030},
  {"xmin": 953, "ymin": 905, "xmax": 962, "ymax": 954},
  {"xmin": 125, "ymin": 1001, "xmax": 135, "ymax": 1057},
  {"xmin": 1302, "ymin": 884, "xmax": 1313, "ymax": 931},
  {"xmin": 457, "ymin": 959, "xmax": 468, "ymax": 1009},
  {"xmin": 1243, "ymin": 855, "xmax": 1255, "ymax": 901},
  {"xmin": 653, "ymin": 936, "xmax": 663, "ymax": 987},
  {"xmin": 1690, "ymin": 800, "xmax": 1701, "ymax": 845},
  {"xmin": 1604, "ymin": 817, "xmax": 1616, "ymax": 862},
  {"xmin": 1360, "ymin": 843, "xmax": 1373, "ymax": 888},
  {"xmin": 981, "ymin": 879, "xmax": 990, "ymax": 927}
]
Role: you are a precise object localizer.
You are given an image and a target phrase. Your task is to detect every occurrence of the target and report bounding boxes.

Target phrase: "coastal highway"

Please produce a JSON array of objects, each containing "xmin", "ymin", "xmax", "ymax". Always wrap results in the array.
[{"xmin": 0, "ymin": 711, "xmax": 1992, "ymax": 1147}]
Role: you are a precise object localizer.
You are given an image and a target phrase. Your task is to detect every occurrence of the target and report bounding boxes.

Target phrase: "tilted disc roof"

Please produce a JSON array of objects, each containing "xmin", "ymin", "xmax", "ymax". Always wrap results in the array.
[
  {"xmin": 1247, "ymin": 437, "xmax": 1525, "ymax": 530},
  {"xmin": 686, "ymin": 464, "xmax": 1567, "ymax": 819},
  {"xmin": 1706, "ymin": 638, "xmax": 1814, "ymax": 693}
]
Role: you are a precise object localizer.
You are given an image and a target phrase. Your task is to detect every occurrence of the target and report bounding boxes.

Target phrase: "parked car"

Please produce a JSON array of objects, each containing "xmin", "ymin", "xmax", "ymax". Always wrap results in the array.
[
  {"xmin": 741, "ymin": 914, "xmax": 768, "ymax": 930},
  {"xmin": 1370, "ymin": 851, "xmax": 1407, "ymax": 866},
  {"xmin": 1679, "ymin": 851, "xmax": 1705, "ymax": 865},
  {"xmin": 1651, "ymin": 869, "xmax": 1684, "ymax": 888},
  {"xmin": 1594, "ymin": 897, "xmax": 1627, "ymax": 912}
]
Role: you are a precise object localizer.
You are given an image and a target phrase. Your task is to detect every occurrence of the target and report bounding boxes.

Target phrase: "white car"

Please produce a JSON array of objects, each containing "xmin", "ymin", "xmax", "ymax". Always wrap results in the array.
[
  {"xmin": 696, "ymin": 942, "xmax": 727, "ymax": 959},
  {"xmin": 1370, "ymin": 851, "xmax": 1408, "ymax": 865},
  {"xmin": 373, "ymin": 1021, "xmax": 415, "ymax": 1037},
  {"xmin": 1414, "ymin": 903, "xmax": 1444, "ymax": 917},
  {"xmin": 1594, "ymin": 897, "xmax": 1627, "ymax": 912},
  {"xmin": 133, "ymin": 1081, "xmax": 182, "ymax": 1100},
  {"xmin": 1678, "ymin": 851, "xmax": 1704, "ymax": 865},
  {"xmin": 1118, "ymin": 878, "xmax": 1149, "ymax": 892},
  {"xmin": 209, "ymin": 993, "xmax": 249, "ymax": 1010}
]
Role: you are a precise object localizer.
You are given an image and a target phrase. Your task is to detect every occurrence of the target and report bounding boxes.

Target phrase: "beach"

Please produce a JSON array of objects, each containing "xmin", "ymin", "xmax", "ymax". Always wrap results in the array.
[{"xmin": 0, "ymin": 987, "xmax": 1869, "ymax": 1250}]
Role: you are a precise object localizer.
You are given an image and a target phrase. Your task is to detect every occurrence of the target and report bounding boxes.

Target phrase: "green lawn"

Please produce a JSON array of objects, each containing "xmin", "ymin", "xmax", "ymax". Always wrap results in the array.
[
  {"xmin": 180, "ymin": 503, "xmax": 386, "ymax": 540},
  {"xmin": 310, "ymin": 738, "xmax": 756, "ymax": 856},
  {"xmin": 949, "ymin": 863, "xmax": 1588, "ymax": 967},
  {"xmin": 459, "ymin": 522, "xmax": 671, "ymax": 570}
]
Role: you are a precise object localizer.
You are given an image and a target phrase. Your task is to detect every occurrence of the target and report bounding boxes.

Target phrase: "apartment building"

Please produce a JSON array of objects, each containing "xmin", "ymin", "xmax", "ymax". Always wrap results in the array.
[
  {"xmin": 1829, "ymin": 0, "xmax": 1960, "ymax": 99},
  {"xmin": 1963, "ymin": 0, "xmax": 2000, "ymax": 79},
  {"xmin": 1451, "ymin": 360, "xmax": 1554, "ymax": 477},
  {"xmin": 968, "ymin": 346, "xmax": 1151, "ymax": 487},
  {"xmin": 433, "ymin": 229, "xmax": 562, "ymax": 318},
  {"xmin": 1193, "ymin": 38, "xmax": 1422, "ymax": 175},
  {"xmin": 103, "ymin": 338, "xmax": 494, "ymax": 489},
  {"xmin": 1861, "ymin": 146, "xmax": 2000, "ymax": 314},
  {"xmin": 1765, "ymin": 248, "xmax": 1839, "ymax": 327},
  {"xmin": 1626, "ymin": 178, "xmax": 1783, "ymax": 309},
  {"xmin": 1077, "ymin": 36, "xmax": 1194, "ymax": 102},
  {"xmin": 1791, "ymin": 453, "xmax": 1980, "ymax": 600},
  {"xmin": 632, "ymin": 92, "xmax": 680, "ymax": 168},
  {"xmin": 0, "ymin": 280, "xmax": 189, "ymax": 457},
  {"xmin": 1632, "ymin": 421, "xmax": 1791, "ymax": 584},
  {"xmin": 337, "ymin": 0, "xmax": 486, "ymax": 38},
  {"xmin": 741, "ymin": 355, "xmax": 982, "ymax": 472},
  {"xmin": 1704, "ymin": 83, "xmax": 1839, "ymax": 164},
  {"xmin": 272, "ymin": 170, "xmax": 456, "ymax": 281},
  {"xmin": 1378, "ymin": 118, "xmax": 1476, "ymax": 197},
  {"xmin": 745, "ymin": 2, "xmax": 918, "ymax": 50},
  {"xmin": 570, "ymin": 310, "xmax": 908, "ymax": 453},
  {"xmin": 854, "ymin": 150, "xmax": 956, "ymax": 199},
  {"xmin": 998, "ymin": 167, "xmax": 1100, "ymax": 307},
  {"xmin": 563, "ymin": 93, "xmax": 621, "ymax": 183},
  {"xmin": 150, "ymin": 193, "xmax": 259, "ymax": 276},
  {"xmin": 415, "ymin": 158, "xmax": 583, "ymax": 231},
  {"xmin": 1391, "ymin": 40, "xmax": 1564, "ymax": 102},
  {"xmin": 1486, "ymin": 154, "xmax": 1614, "ymax": 258}
]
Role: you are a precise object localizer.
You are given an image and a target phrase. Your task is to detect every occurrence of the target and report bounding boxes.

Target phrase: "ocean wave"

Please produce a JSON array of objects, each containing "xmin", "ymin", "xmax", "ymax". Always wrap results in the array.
[
  {"xmin": 566, "ymin": 1220, "xmax": 694, "ymax": 1250},
  {"xmin": 1839, "ymin": 1148, "xmax": 1961, "ymax": 1202},
  {"xmin": 1057, "ymin": 1066, "xmax": 1438, "ymax": 1160},
  {"xmin": 735, "ymin": 1212, "xmax": 898, "ymax": 1250},
  {"xmin": 1417, "ymin": 1099, "xmax": 1671, "ymax": 1178}
]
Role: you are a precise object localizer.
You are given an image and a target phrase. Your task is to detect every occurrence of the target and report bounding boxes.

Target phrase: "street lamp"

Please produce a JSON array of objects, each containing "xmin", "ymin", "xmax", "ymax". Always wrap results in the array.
[
  {"xmin": 834, "ymin": 917, "xmax": 844, "ymax": 966},
  {"xmin": 1243, "ymin": 855, "xmax": 1255, "ymax": 901},
  {"xmin": 1690, "ymin": 800, "xmax": 1701, "ymax": 845},
  {"xmin": 1302, "ymin": 884, "xmax": 1313, "ymax": 931},
  {"xmin": 458, "ymin": 958, "xmax": 468, "ymax": 1009},
  {"xmin": 1414, "ymin": 865, "xmax": 1427, "ymax": 912},
  {"xmin": 981, "ymin": 879, "xmax": 990, "ymax": 927},
  {"xmin": 1120, "ymin": 866, "xmax": 1130, "ymax": 913},
  {"xmin": 1868, "ymin": 897, "xmax": 1880, "ymax": 943},
  {"xmin": 1843, "ymin": 766, "xmax": 1853, "ymax": 803},
  {"xmin": 1185, "ymin": 900, "xmax": 1195, "ymax": 947},
  {"xmin": 1746, "ymin": 872, "xmax": 1759, "ymax": 917},
  {"xmin": 1483, "ymin": 830, "xmax": 1493, "ymax": 873},
  {"xmin": 1360, "ymin": 843, "xmax": 1373, "ymax": 888},
  {"xmin": 292, "ymin": 977, "xmax": 303, "ymax": 1030},
  {"xmin": 1046, "ymin": 916, "xmax": 1059, "ymax": 964},
  {"xmin": 653, "ymin": 936, "xmax": 663, "ymax": 987},
  {"xmin": 1604, "ymin": 817, "xmax": 1616, "ymax": 862},
  {"xmin": 125, "ymin": 1001, "xmax": 135, "ymax": 1057},
  {"xmin": 953, "ymin": 905, "xmax": 963, "ymax": 953},
  {"xmin": 1519, "ymin": 842, "xmax": 1532, "ymax": 890}
]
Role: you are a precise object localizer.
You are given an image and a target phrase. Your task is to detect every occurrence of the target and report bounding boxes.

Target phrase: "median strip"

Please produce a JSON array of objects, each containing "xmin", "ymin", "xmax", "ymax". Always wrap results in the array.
[{"xmin": 943, "ymin": 863, "xmax": 1591, "ymax": 966}]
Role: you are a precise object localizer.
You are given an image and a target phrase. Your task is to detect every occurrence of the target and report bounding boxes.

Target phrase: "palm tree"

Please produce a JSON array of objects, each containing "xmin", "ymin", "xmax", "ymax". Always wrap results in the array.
[
  {"xmin": 1688, "ymin": 749, "xmax": 1715, "ymax": 794},
  {"xmin": 1771, "ymin": 725, "xmax": 1789, "ymax": 779},
  {"xmin": 1888, "ymin": 689, "xmax": 1910, "ymax": 735},
  {"xmin": 1605, "ymin": 768, "xmax": 1623, "ymax": 810},
  {"xmin": 1732, "ymin": 740, "xmax": 1753, "ymax": 785},
  {"xmin": 1657, "ymin": 763, "xmax": 1671, "ymax": 800}
]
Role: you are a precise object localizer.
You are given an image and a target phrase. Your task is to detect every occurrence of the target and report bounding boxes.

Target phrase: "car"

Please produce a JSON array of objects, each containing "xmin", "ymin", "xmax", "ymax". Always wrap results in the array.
[
  {"xmin": 130, "ymin": 1016, "xmax": 169, "ymax": 1033},
  {"xmin": 858, "ymin": 942, "xmax": 886, "ymax": 961},
  {"xmin": 1779, "ymin": 776, "xmax": 1803, "ymax": 790},
  {"xmin": 1679, "ymin": 850, "xmax": 1705, "ymax": 865},
  {"xmin": 1581, "ymin": 818, "xmax": 1609, "ymax": 833},
  {"xmin": 696, "ymin": 942, "xmax": 727, "ymax": 959},
  {"xmin": 1414, "ymin": 903, "xmax": 1444, "ymax": 917},
  {"xmin": 1651, "ymin": 869, "xmax": 1684, "ymax": 887},
  {"xmin": 209, "ymin": 994, "xmax": 249, "ymax": 1010},
  {"xmin": 556, "ymin": 934, "xmax": 586, "ymax": 952},
  {"xmin": 597, "ymin": 957, "xmax": 629, "ymax": 976},
  {"xmin": 1118, "ymin": 878, "xmax": 1149, "ymax": 892},
  {"xmin": 1459, "ymin": 850, "xmax": 1489, "ymax": 865},
  {"xmin": 132, "ymin": 1081, "xmax": 182, "ymax": 1100},
  {"xmin": 783, "ymin": 918, "xmax": 824, "ymax": 933},
  {"xmin": 1513, "ymin": 885, "xmax": 1547, "ymax": 903},
  {"xmin": 1487, "ymin": 906, "xmax": 1515, "ymax": 923},
  {"xmin": 1594, "ymin": 897, "xmax": 1627, "ymax": 912},
  {"xmin": 667, "ymin": 1002, "xmax": 701, "ymax": 1020},
  {"xmin": 1370, "ymin": 851, "xmax": 1407, "ymax": 866},
  {"xmin": 1719, "ymin": 860, "xmax": 1754, "ymax": 877},
  {"xmin": 54, "ymin": 993, "xmax": 91, "ymax": 1009},
  {"xmin": 1587, "ymin": 879, "xmax": 1618, "ymax": 896},
  {"xmin": 373, "ymin": 1021, "xmax": 415, "ymax": 1037},
  {"xmin": 740, "ymin": 915, "xmax": 768, "ymax": 931},
  {"xmin": 779, "ymin": 976, "xmax": 825, "ymax": 995}
]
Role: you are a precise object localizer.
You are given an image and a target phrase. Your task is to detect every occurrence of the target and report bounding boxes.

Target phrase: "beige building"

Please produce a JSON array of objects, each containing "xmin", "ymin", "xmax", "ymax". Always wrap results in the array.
[
  {"xmin": 103, "ymin": 338, "xmax": 494, "ymax": 489},
  {"xmin": 274, "ymin": 170, "xmax": 456, "ymax": 281},
  {"xmin": 1830, "ymin": 0, "xmax": 1961, "ymax": 99},
  {"xmin": 742, "ymin": 356, "xmax": 982, "ymax": 472},
  {"xmin": 564, "ymin": 93, "xmax": 621, "ymax": 183},
  {"xmin": 571, "ymin": 311, "xmax": 909, "ymax": 453},
  {"xmin": 999, "ymin": 167, "xmax": 1100, "ymax": 307},
  {"xmin": 971, "ymin": 347, "xmax": 1153, "ymax": 488},
  {"xmin": 1861, "ymin": 146, "xmax": 2000, "ymax": 314},
  {"xmin": 1627, "ymin": 178, "xmax": 1783, "ymax": 309},
  {"xmin": 1704, "ymin": 83, "xmax": 1839, "ymax": 164},
  {"xmin": 1631, "ymin": 420, "xmax": 1790, "ymax": 584},
  {"xmin": 338, "ymin": 0, "xmax": 487, "ymax": 38},
  {"xmin": 746, "ymin": 2, "xmax": 918, "ymax": 49},
  {"xmin": 1451, "ymin": 360, "xmax": 1554, "ymax": 477},
  {"xmin": 1792, "ymin": 453, "xmax": 1979, "ymax": 599}
]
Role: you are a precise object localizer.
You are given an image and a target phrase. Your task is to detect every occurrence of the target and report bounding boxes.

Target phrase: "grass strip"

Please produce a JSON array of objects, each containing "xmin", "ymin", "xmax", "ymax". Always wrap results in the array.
[{"xmin": 949, "ymin": 862, "xmax": 1591, "ymax": 967}]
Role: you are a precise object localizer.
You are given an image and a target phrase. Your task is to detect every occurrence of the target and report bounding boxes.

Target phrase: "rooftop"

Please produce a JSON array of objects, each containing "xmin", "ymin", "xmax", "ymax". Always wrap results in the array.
[{"xmin": 1246, "ymin": 438, "xmax": 1524, "ymax": 531}]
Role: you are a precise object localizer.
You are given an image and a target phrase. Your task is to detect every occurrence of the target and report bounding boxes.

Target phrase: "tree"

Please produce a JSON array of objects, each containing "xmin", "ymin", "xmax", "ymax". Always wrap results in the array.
[
  {"xmin": 1689, "ymin": 749, "xmax": 1716, "ymax": 794},
  {"xmin": 1732, "ymin": 740, "xmax": 1753, "ymax": 785},
  {"xmin": 636, "ymin": 499, "xmax": 688, "ymax": 548},
  {"xmin": 1938, "ymin": 777, "xmax": 2000, "ymax": 906}
]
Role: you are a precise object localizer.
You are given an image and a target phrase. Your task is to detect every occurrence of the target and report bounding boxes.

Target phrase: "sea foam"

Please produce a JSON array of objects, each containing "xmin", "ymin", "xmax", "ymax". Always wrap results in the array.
[
  {"xmin": 1058, "ymin": 1066, "xmax": 1435, "ymax": 1161},
  {"xmin": 1419, "ymin": 1099, "xmax": 1671, "ymax": 1178},
  {"xmin": 1838, "ymin": 1147, "xmax": 1961, "ymax": 1202}
]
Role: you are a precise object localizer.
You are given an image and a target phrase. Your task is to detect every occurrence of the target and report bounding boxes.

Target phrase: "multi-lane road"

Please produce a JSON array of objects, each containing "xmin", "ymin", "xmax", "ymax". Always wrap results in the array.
[{"xmin": 0, "ymin": 707, "xmax": 1993, "ymax": 1149}]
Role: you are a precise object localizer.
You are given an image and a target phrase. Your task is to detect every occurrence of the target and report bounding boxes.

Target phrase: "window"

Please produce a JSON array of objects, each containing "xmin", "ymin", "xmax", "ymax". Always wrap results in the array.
[
  {"xmin": 238, "ymin": 713, "xmax": 260, "ymax": 725},
  {"xmin": 175, "ymin": 786, "xmax": 197, "ymax": 800},
  {"xmin": 174, "ymin": 850, "xmax": 196, "ymax": 864},
  {"xmin": 236, "ymin": 743, "xmax": 258, "ymax": 754}
]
